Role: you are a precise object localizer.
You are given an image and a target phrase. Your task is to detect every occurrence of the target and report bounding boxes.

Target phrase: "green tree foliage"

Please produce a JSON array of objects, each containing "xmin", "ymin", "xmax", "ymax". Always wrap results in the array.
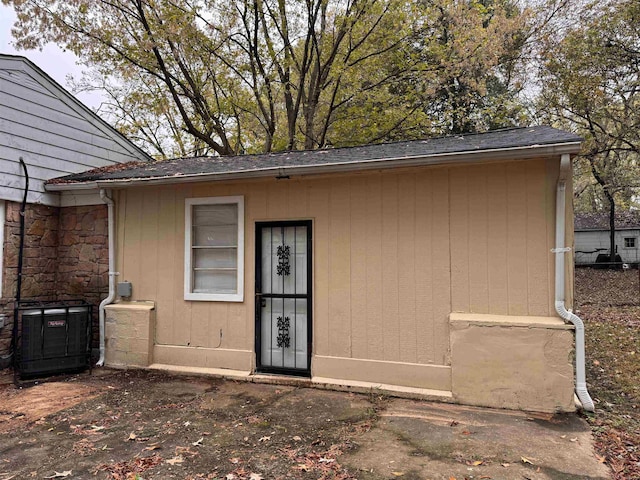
[
  {"xmin": 4, "ymin": 0, "xmax": 532, "ymax": 156},
  {"xmin": 414, "ymin": 0, "xmax": 531, "ymax": 135},
  {"xmin": 537, "ymin": 0, "xmax": 640, "ymax": 259}
]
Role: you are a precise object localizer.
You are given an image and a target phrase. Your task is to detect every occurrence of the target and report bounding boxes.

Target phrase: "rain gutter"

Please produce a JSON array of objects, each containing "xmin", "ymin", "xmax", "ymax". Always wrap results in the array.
[{"xmin": 45, "ymin": 142, "xmax": 581, "ymax": 191}]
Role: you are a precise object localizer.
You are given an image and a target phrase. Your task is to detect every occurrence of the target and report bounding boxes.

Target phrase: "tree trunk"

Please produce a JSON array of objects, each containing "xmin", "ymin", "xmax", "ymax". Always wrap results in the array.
[
  {"xmin": 589, "ymin": 157, "xmax": 617, "ymax": 266},
  {"xmin": 608, "ymin": 194, "xmax": 616, "ymax": 264}
]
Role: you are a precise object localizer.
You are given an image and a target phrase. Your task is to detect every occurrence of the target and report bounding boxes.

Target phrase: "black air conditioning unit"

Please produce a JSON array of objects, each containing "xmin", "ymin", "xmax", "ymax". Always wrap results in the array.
[{"xmin": 18, "ymin": 300, "xmax": 93, "ymax": 379}]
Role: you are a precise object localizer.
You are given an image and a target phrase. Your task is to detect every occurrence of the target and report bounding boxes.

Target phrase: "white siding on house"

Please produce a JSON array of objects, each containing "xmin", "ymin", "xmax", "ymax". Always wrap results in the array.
[
  {"xmin": 574, "ymin": 229, "xmax": 640, "ymax": 264},
  {"xmin": 0, "ymin": 55, "xmax": 149, "ymax": 206}
]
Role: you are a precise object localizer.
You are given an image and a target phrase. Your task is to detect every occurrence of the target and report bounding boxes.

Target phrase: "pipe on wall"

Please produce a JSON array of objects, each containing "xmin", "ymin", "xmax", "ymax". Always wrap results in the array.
[
  {"xmin": 97, "ymin": 189, "xmax": 118, "ymax": 366},
  {"xmin": 8, "ymin": 158, "xmax": 29, "ymax": 379},
  {"xmin": 555, "ymin": 154, "xmax": 595, "ymax": 412}
]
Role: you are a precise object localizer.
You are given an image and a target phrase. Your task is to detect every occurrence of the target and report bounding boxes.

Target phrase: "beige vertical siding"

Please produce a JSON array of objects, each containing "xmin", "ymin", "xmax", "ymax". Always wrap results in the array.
[
  {"xmin": 449, "ymin": 158, "xmax": 559, "ymax": 317},
  {"xmin": 114, "ymin": 156, "xmax": 561, "ymax": 376}
]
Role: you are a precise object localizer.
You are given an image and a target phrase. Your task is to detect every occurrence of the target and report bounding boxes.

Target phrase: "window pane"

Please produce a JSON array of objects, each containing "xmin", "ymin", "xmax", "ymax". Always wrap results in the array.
[
  {"xmin": 193, "ymin": 204, "xmax": 237, "ymax": 226},
  {"xmin": 193, "ymin": 225, "xmax": 238, "ymax": 246},
  {"xmin": 193, "ymin": 270, "xmax": 237, "ymax": 294},
  {"xmin": 194, "ymin": 248, "xmax": 237, "ymax": 268}
]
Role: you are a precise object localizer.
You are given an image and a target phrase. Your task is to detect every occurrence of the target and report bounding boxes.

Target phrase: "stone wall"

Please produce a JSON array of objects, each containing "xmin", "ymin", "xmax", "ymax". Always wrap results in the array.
[
  {"xmin": 56, "ymin": 205, "xmax": 109, "ymax": 347},
  {"xmin": 0, "ymin": 201, "xmax": 108, "ymax": 367}
]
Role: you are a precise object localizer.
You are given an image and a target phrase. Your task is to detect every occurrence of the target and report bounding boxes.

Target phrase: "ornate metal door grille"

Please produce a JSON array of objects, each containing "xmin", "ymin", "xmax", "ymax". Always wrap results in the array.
[{"xmin": 255, "ymin": 221, "xmax": 312, "ymax": 376}]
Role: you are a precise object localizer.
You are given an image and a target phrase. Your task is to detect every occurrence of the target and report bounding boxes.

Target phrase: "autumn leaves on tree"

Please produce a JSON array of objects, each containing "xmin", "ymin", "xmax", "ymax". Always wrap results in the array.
[
  {"xmin": 4, "ymin": 0, "xmax": 533, "ymax": 157},
  {"xmin": 3, "ymin": 0, "xmax": 639, "ymax": 237}
]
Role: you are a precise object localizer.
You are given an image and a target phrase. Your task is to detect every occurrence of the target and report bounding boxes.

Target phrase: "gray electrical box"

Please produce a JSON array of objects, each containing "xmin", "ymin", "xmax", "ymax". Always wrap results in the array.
[{"xmin": 117, "ymin": 281, "xmax": 132, "ymax": 298}]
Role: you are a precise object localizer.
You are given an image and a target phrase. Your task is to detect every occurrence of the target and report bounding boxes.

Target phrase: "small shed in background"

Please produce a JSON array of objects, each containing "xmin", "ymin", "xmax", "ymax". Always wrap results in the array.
[{"xmin": 574, "ymin": 211, "xmax": 640, "ymax": 265}]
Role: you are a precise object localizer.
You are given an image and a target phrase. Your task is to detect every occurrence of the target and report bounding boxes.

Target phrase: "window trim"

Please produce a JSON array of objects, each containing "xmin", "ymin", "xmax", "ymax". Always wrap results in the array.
[
  {"xmin": 184, "ymin": 196, "xmax": 244, "ymax": 302},
  {"xmin": 623, "ymin": 236, "xmax": 637, "ymax": 249}
]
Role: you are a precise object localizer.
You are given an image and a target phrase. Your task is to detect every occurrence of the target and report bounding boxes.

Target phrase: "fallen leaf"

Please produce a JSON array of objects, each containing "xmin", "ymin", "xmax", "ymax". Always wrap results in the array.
[
  {"xmin": 90, "ymin": 425, "xmax": 105, "ymax": 432},
  {"xmin": 43, "ymin": 472, "xmax": 72, "ymax": 479},
  {"xmin": 501, "ymin": 463, "xmax": 510, "ymax": 467},
  {"xmin": 570, "ymin": 437, "xmax": 578, "ymax": 442},
  {"xmin": 226, "ymin": 474, "xmax": 237, "ymax": 480},
  {"xmin": 258, "ymin": 436, "xmax": 271, "ymax": 442},
  {"xmin": 472, "ymin": 460, "xmax": 484, "ymax": 466},
  {"xmin": 596, "ymin": 454, "xmax": 606, "ymax": 464},
  {"xmin": 292, "ymin": 436, "xmax": 302, "ymax": 441},
  {"xmin": 184, "ymin": 421, "xmax": 191, "ymax": 427},
  {"xmin": 144, "ymin": 445, "xmax": 161, "ymax": 451},
  {"xmin": 192, "ymin": 437, "xmax": 204, "ymax": 446},
  {"xmin": 126, "ymin": 432, "xmax": 137, "ymax": 441},
  {"xmin": 449, "ymin": 477, "xmax": 456, "ymax": 480},
  {"xmin": 480, "ymin": 476, "xmax": 492, "ymax": 479},
  {"xmin": 166, "ymin": 456, "xmax": 183, "ymax": 465},
  {"xmin": 229, "ymin": 458, "xmax": 241, "ymax": 464},
  {"xmin": 521, "ymin": 457, "xmax": 534, "ymax": 465},
  {"xmin": 296, "ymin": 464, "xmax": 310, "ymax": 472},
  {"xmin": 249, "ymin": 474, "xmax": 264, "ymax": 480},
  {"xmin": 391, "ymin": 472, "xmax": 404, "ymax": 477},
  {"xmin": 462, "ymin": 430, "xmax": 472, "ymax": 435}
]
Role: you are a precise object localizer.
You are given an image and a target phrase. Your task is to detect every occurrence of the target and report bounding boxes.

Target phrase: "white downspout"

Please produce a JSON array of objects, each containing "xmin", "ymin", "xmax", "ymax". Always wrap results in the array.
[
  {"xmin": 555, "ymin": 154, "xmax": 595, "ymax": 412},
  {"xmin": 97, "ymin": 189, "xmax": 118, "ymax": 366}
]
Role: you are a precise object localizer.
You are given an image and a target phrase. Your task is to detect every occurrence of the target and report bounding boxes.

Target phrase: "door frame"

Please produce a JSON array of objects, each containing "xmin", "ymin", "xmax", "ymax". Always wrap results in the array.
[{"xmin": 255, "ymin": 220, "xmax": 313, "ymax": 376}]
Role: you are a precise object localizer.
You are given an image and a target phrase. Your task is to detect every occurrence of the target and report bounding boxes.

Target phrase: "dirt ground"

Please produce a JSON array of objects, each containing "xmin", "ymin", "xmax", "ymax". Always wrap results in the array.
[
  {"xmin": 0, "ymin": 367, "xmax": 609, "ymax": 480},
  {"xmin": 575, "ymin": 268, "xmax": 640, "ymax": 480}
]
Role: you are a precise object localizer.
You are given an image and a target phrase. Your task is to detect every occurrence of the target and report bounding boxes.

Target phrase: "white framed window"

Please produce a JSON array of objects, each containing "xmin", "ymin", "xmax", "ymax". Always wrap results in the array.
[
  {"xmin": 624, "ymin": 237, "xmax": 637, "ymax": 249},
  {"xmin": 185, "ymin": 196, "xmax": 244, "ymax": 302}
]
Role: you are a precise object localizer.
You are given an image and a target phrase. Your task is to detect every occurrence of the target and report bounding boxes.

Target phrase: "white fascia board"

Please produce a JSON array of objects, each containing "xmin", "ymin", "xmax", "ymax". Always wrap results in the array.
[
  {"xmin": 46, "ymin": 182, "xmax": 99, "ymax": 192},
  {"xmin": 45, "ymin": 141, "xmax": 582, "ymax": 191}
]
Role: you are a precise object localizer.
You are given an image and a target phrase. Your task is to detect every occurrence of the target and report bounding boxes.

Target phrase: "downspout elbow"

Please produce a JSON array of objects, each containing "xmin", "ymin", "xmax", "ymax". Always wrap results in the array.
[
  {"xmin": 554, "ymin": 301, "xmax": 594, "ymax": 412},
  {"xmin": 98, "ymin": 189, "xmax": 118, "ymax": 367}
]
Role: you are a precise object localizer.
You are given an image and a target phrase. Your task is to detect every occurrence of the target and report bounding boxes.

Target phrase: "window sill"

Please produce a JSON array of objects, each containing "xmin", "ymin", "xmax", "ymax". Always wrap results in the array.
[{"xmin": 184, "ymin": 292, "xmax": 244, "ymax": 302}]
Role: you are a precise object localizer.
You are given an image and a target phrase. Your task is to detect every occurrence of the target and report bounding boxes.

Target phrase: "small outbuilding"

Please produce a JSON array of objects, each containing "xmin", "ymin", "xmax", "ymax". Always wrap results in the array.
[
  {"xmin": 48, "ymin": 126, "xmax": 592, "ymax": 413},
  {"xmin": 574, "ymin": 211, "xmax": 640, "ymax": 265}
]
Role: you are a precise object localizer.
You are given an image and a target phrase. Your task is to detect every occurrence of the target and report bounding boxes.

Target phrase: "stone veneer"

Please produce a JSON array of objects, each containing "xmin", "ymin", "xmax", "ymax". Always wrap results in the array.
[{"xmin": 0, "ymin": 202, "xmax": 108, "ymax": 367}]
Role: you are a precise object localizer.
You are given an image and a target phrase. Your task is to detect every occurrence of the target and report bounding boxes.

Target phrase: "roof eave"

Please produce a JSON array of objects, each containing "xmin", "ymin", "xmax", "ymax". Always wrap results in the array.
[
  {"xmin": 575, "ymin": 227, "xmax": 640, "ymax": 232},
  {"xmin": 45, "ymin": 141, "xmax": 582, "ymax": 191}
]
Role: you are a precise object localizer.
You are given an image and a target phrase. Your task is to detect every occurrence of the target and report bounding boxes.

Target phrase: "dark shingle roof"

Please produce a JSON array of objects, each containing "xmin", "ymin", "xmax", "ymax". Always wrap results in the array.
[
  {"xmin": 575, "ymin": 211, "xmax": 640, "ymax": 231},
  {"xmin": 48, "ymin": 126, "xmax": 582, "ymax": 185}
]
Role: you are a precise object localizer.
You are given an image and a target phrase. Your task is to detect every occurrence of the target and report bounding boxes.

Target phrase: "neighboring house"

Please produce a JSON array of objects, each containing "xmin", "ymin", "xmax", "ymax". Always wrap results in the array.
[
  {"xmin": 0, "ymin": 54, "xmax": 150, "ymax": 368},
  {"xmin": 574, "ymin": 211, "xmax": 640, "ymax": 265},
  {"xmin": 48, "ymin": 126, "xmax": 591, "ymax": 413}
]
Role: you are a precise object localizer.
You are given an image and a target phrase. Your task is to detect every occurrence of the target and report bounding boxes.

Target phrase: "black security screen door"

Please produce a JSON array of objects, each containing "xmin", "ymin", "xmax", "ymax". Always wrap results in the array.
[{"xmin": 255, "ymin": 221, "xmax": 312, "ymax": 376}]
